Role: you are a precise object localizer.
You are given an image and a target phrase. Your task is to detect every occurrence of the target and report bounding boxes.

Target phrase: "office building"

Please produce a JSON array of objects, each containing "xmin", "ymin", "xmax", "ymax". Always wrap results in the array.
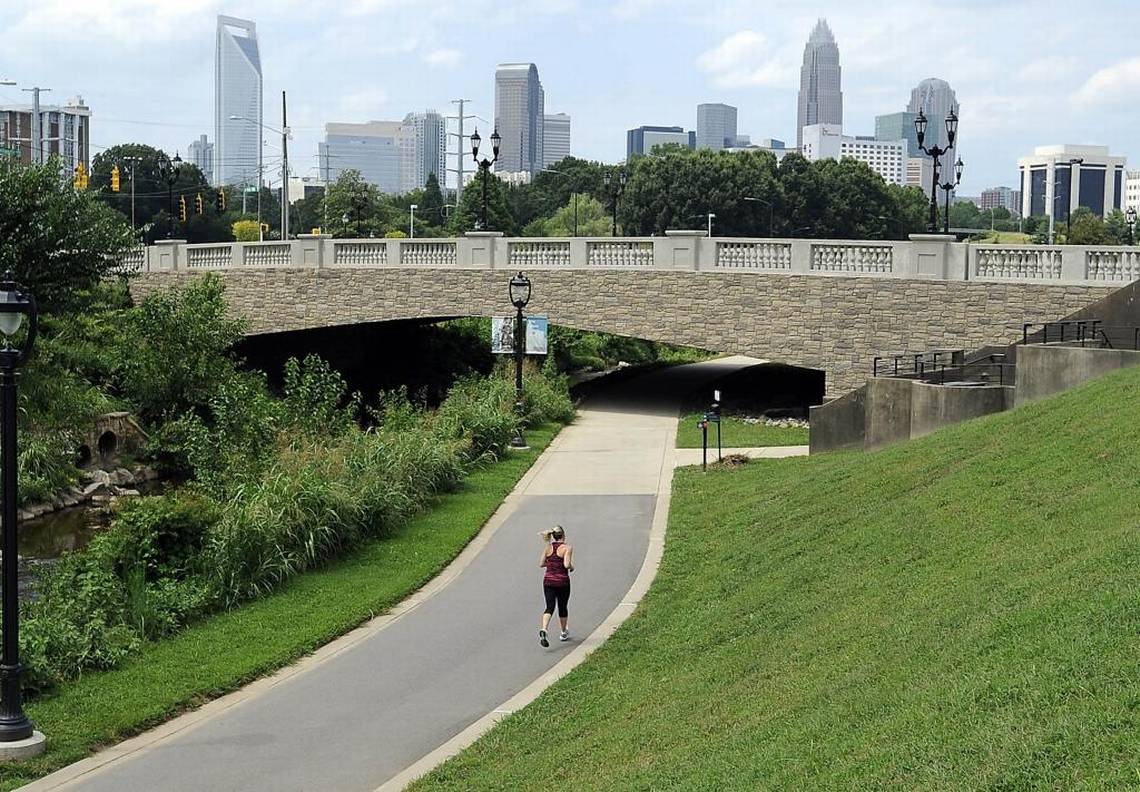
[
  {"xmin": 1125, "ymin": 170, "xmax": 1140, "ymax": 213},
  {"xmin": 287, "ymin": 175, "xmax": 325, "ymax": 205},
  {"xmin": 725, "ymin": 138, "xmax": 794, "ymax": 163},
  {"xmin": 319, "ymin": 121, "xmax": 415, "ymax": 194},
  {"xmin": 214, "ymin": 15, "xmax": 263, "ymax": 187},
  {"xmin": 906, "ymin": 157, "xmax": 933, "ymax": 190},
  {"xmin": 801, "ymin": 124, "xmax": 905, "ymax": 185},
  {"xmin": 0, "ymin": 95, "xmax": 90, "ymax": 171},
  {"xmin": 980, "ymin": 186, "xmax": 1022, "ymax": 215},
  {"xmin": 627, "ymin": 125, "xmax": 695, "ymax": 157},
  {"xmin": 875, "ymin": 111, "xmax": 919, "ymax": 157},
  {"xmin": 403, "ymin": 110, "xmax": 448, "ymax": 188},
  {"xmin": 1017, "ymin": 144, "xmax": 1126, "ymax": 219},
  {"xmin": 696, "ymin": 103, "xmax": 738, "ymax": 150},
  {"xmin": 543, "ymin": 113, "xmax": 571, "ymax": 167},
  {"xmin": 188, "ymin": 134, "xmax": 214, "ymax": 183},
  {"xmin": 796, "ymin": 19, "xmax": 842, "ymax": 149},
  {"xmin": 907, "ymin": 78, "xmax": 958, "ymax": 188},
  {"xmin": 495, "ymin": 63, "xmax": 545, "ymax": 177}
]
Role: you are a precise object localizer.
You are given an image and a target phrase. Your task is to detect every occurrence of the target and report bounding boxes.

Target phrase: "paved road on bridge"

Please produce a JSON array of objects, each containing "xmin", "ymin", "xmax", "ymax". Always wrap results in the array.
[{"xmin": 26, "ymin": 357, "xmax": 757, "ymax": 792}]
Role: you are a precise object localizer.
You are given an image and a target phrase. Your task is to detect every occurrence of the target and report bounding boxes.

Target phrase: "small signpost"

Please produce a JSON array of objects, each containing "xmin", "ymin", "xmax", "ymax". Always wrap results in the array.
[{"xmin": 700, "ymin": 390, "xmax": 723, "ymax": 470}]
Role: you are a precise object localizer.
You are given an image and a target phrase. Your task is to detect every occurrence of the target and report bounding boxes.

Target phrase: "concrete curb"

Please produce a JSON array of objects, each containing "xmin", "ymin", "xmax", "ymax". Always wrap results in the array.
[
  {"xmin": 376, "ymin": 419, "xmax": 679, "ymax": 791},
  {"xmin": 18, "ymin": 429, "xmax": 572, "ymax": 792}
]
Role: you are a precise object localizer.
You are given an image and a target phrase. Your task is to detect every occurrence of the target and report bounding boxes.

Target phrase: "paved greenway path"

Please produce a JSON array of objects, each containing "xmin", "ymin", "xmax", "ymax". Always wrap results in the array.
[{"xmin": 25, "ymin": 357, "xmax": 760, "ymax": 792}]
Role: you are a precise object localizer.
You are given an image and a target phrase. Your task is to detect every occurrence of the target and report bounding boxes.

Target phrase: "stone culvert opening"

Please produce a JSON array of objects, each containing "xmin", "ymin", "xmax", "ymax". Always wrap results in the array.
[
  {"xmin": 76, "ymin": 444, "xmax": 92, "ymax": 467},
  {"xmin": 97, "ymin": 431, "xmax": 118, "ymax": 462}
]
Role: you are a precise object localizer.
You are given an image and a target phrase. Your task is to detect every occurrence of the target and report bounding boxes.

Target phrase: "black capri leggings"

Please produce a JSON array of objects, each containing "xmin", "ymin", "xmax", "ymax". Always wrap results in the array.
[{"xmin": 543, "ymin": 584, "xmax": 571, "ymax": 617}]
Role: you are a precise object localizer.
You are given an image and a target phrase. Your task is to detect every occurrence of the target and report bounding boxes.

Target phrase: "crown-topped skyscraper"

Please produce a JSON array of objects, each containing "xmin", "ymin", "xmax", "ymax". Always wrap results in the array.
[{"xmin": 796, "ymin": 19, "xmax": 842, "ymax": 150}]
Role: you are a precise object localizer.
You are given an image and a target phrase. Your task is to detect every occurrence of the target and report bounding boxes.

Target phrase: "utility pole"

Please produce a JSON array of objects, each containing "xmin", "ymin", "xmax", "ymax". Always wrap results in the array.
[
  {"xmin": 21, "ymin": 87, "xmax": 51, "ymax": 164},
  {"xmin": 124, "ymin": 155, "xmax": 142, "ymax": 230},
  {"xmin": 448, "ymin": 99, "xmax": 474, "ymax": 204},
  {"xmin": 281, "ymin": 91, "xmax": 289, "ymax": 239}
]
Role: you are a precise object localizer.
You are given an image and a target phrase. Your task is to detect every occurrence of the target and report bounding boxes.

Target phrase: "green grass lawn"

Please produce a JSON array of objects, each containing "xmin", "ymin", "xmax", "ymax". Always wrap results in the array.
[
  {"xmin": 0, "ymin": 424, "xmax": 559, "ymax": 789},
  {"xmin": 412, "ymin": 368, "xmax": 1140, "ymax": 790},
  {"xmin": 676, "ymin": 412, "xmax": 809, "ymax": 448}
]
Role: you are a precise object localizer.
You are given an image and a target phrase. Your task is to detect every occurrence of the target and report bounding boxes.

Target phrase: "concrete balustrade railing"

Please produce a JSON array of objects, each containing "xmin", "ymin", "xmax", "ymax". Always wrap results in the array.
[{"xmin": 126, "ymin": 232, "xmax": 1140, "ymax": 287}]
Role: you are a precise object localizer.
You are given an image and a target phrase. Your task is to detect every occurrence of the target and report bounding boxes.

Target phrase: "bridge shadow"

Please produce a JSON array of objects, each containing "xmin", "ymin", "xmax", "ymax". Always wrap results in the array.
[{"xmin": 578, "ymin": 357, "xmax": 769, "ymax": 417}]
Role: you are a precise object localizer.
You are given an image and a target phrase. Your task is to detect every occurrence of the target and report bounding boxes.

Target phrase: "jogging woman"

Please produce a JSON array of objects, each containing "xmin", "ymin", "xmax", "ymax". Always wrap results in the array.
[{"xmin": 538, "ymin": 525, "xmax": 574, "ymax": 647}]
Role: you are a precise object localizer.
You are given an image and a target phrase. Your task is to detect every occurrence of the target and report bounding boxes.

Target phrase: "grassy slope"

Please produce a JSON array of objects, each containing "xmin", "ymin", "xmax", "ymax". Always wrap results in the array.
[
  {"xmin": 413, "ymin": 369, "xmax": 1140, "ymax": 791},
  {"xmin": 676, "ymin": 412, "xmax": 809, "ymax": 448},
  {"xmin": 0, "ymin": 425, "xmax": 559, "ymax": 789}
]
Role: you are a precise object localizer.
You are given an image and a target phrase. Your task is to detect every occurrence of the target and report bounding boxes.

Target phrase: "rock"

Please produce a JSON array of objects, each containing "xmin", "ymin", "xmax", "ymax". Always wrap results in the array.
[
  {"xmin": 17, "ymin": 509, "xmax": 33, "ymax": 522},
  {"xmin": 88, "ymin": 469, "xmax": 112, "ymax": 486},
  {"xmin": 81, "ymin": 482, "xmax": 106, "ymax": 499},
  {"xmin": 140, "ymin": 466, "xmax": 159, "ymax": 481},
  {"xmin": 29, "ymin": 504, "xmax": 50, "ymax": 518},
  {"xmin": 62, "ymin": 495, "xmax": 80, "ymax": 507},
  {"xmin": 116, "ymin": 488, "xmax": 141, "ymax": 497},
  {"xmin": 115, "ymin": 468, "xmax": 133, "ymax": 483},
  {"xmin": 51, "ymin": 496, "xmax": 66, "ymax": 510}
]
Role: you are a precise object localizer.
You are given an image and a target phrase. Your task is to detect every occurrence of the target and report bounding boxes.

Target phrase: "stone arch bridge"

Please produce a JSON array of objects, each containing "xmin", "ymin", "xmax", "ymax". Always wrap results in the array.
[{"xmin": 127, "ymin": 233, "xmax": 1135, "ymax": 393}]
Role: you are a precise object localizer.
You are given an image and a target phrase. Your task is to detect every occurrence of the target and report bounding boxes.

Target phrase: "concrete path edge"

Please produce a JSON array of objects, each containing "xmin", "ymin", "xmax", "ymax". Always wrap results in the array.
[
  {"xmin": 18, "ymin": 428, "xmax": 572, "ymax": 792},
  {"xmin": 375, "ymin": 421, "xmax": 679, "ymax": 791}
]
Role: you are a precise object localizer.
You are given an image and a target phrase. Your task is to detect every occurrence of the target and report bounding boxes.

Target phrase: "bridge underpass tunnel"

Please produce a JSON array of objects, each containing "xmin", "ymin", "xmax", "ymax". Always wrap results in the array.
[{"xmin": 680, "ymin": 362, "xmax": 825, "ymax": 420}]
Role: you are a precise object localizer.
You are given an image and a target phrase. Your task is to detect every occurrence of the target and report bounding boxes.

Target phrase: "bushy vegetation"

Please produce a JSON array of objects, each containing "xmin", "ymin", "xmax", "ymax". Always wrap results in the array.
[{"xmin": 18, "ymin": 274, "xmax": 576, "ymax": 693}]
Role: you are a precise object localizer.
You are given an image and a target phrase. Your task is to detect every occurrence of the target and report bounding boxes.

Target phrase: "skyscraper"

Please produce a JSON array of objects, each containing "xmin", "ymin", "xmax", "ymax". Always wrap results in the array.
[
  {"xmin": 188, "ymin": 134, "xmax": 214, "ymax": 183},
  {"xmin": 796, "ymin": 19, "xmax": 842, "ymax": 150},
  {"xmin": 696, "ymin": 103, "xmax": 737, "ymax": 151},
  {"xmin": 404, "ymin": 110, "xmax": 448, "ymax": 189},
  {"xmin": 907, "ymin": 78, "xmax": 958, "ymax": 183},
  {"xmin": 319, "ymin": 121, "xmax": 415, "ymax": 194},
  {"xmin": 874, "ymin": 112, "xmax": 918, "ymax": 157},
  {"xmin": 214, "ymin": 15, "xmax": 262, "ymax": 188},
  {"xmin": 494, "ymin": 63, "xmax": 544, "ymax": 177},
  {"xmin": 543, "ymin": 113, "xmax": 571, "ymax": 167}
]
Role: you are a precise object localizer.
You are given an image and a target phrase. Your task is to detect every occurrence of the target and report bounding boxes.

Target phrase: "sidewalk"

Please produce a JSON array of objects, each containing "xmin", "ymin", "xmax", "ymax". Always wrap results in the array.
[{"xmin": 24, "ymin": 356, "xmax": 760, "ymax": 792}]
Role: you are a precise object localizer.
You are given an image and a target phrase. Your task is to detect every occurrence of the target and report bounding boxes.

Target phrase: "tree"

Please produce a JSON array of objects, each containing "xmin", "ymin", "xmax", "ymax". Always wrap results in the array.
[
  {"xmin": 886, "ymin": 184, "xmax": 929, "ymax": 239},
  {"xmin": 1066, "ymin": 207, "xmax": 1109, "ymax": 245},
  {"xmin": 232, "ymin": 219, "xmax": 261, "ymax": 242},
  {"xmin": 419, "ymin": 173, "xmax": 446, "ymax": 229},
  {"xmin": 448, "ymin": 169, "xmax": 516, "ymax": 235},
  {"xmin": 523, "ymin": 194, "xmax": 611, "ymax": 237},
  {"xmin": 0, "ymin": 157, "xmax": 136, "ymax": 310},
  {"xmin": 1104, "ymin": 208, "xmax": 1129, "ymax": 245},
  {"xmin": 290, "ymin": 192, "xmax": 325, "ymax": 235},
  {"xmin": 324, "ymin": 170, "xmax": 393, "ymax": 238}
]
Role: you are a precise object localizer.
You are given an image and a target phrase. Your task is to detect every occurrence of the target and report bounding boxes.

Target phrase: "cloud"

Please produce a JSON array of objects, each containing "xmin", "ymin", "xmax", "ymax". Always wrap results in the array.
[
  {"xmin": 696, "ymin": 30, "xmax": 790, "ymax": 88},
  {"xmin": 338, "ymin": 89, "xmax": 390, "ymax": 119},
  {"xmin": 423, "ymin": 48, "xmax": 461, "ymax": 67},
  {"xmin": 1076, "ymin": 57, "xmax": 1140, "ymax": 106},
  {"xmin": 1016, "ymin": 56, "xmax": 1079, "ymax": 84}
]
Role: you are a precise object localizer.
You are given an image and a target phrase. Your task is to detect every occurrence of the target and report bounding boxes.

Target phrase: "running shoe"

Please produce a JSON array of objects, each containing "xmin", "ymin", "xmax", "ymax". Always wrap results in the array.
[
  {"xmin": 559, "ymin": 630, "xmax": 570, "ymax": 642},
  {"xmin": 539, "ymin": 629, "xmax": 549, "ymax": 647}
]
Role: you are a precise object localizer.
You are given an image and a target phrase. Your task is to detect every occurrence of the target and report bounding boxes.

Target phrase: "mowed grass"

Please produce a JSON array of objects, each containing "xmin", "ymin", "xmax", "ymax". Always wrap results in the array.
[
  {"xmin": 0, "ymin": 425, "xmax": 559, "ymax": 790},
  {"xmin": 412, "ymin": 369, "xmax": 1140, "ymax": 790},
  {"xmin": 676, "ymin": 412, "xmax": 809, "ymax": 448}
]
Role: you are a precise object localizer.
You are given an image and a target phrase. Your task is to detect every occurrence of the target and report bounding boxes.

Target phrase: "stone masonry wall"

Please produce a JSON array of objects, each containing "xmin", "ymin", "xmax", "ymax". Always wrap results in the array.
[{"xmin": 131, "ymin": 269, "xmax": 1116, "ymax": 393}]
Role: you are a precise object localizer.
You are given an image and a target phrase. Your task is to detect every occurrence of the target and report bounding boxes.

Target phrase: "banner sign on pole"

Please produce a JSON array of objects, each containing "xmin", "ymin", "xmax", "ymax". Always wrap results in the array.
[{"xmin": 491, "ymin": 316, "xmax": 548, "ymax": 355}]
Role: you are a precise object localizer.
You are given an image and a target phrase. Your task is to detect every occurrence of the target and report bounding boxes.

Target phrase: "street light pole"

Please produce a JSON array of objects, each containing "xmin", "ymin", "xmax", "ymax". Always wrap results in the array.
[
  {"xmin": 940, "ymin": 158, "xmax": 964, "ymax": 235},
  {"xmin": 281, "ymin": 91, "xmax": 290, "ymax": 240},
  {"xmin": 1065, "ymin": 157, "xmax": 1083, "ymax": 242},
  {"xmin": 744, "ymin": 197, "xmax": 774, "ymax": 236},
  {"xmin": 604, "ymin": 168, "xmax": 627, "ymax": 236},
  {"xmin": 1127, "ymin": 207, "xmax": 1136, "ymax": 245},
  {"xmin": 707, "ymin": 212, "xmax": 715, "ymax": 237},
  {"xmin": 158, "ymin": 152, "xmax": 182, "ymax": 240},
  {"xmin": 409, "ymin": 204, "xmax": 417, "ymax": 239},
  {"xmin": 915, "ymin": 107, "xmax": 959, "ymax": 233},
  {"xmin": 508, "ymin": 272, "xmax": 532, "ymax": 450},
  {"xmin": 471, "ymin": 127, "xmax": 501, "ymax": 230},
  {"xmin": 0, "ymin": 273, "xmax": 40, "ymax": 755},
  {"xmin": 20, "ymin": 87, "xmax": 50, "ymax": 165}
]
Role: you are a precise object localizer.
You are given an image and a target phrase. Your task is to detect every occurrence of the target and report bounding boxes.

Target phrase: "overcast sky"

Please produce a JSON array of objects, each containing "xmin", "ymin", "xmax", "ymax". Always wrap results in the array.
[{"xmin": 2, "ymin": 0, "xmax": 1137, "ymax": 193}]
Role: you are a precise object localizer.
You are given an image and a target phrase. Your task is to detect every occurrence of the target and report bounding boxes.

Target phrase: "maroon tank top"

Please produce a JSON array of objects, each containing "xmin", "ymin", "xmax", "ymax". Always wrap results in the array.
[{"xmin": 544, "ymin": 542, "xmax": 570, "ymax": 585}]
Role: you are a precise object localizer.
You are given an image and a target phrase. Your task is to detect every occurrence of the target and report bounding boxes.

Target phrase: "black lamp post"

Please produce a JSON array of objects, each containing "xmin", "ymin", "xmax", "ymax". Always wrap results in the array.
[
  {"xmin": 508, "ymin": 272, "xmax": 531, "ymax": 449},
  {"xmin": 1127, "ymin": 207, "xmax": 1137, "ymax": 245},
  {"xmin": 0, "ymin": 273, "xmax": 38, "ymax": 746},
  {"xmin": 604, "ymin": 168, "xmax": 627, "ymax": 236},
  {"xmin": 471, "ymin": 127, "xmax": 501, "ymax": 231},
  {"xmin": 915, "ymin": 108, "xmax": 958, "ymax": 233},
  {"xmin": 940, "ymin": 158, "xmax": 964, "ymax": 234},
  {"xmin": 157, "ymin": 152, "xmax": 182, "ymax": 240},
  {"xmin": 743, "ymin": 196, "xmax": 774, "ymax": 237}
]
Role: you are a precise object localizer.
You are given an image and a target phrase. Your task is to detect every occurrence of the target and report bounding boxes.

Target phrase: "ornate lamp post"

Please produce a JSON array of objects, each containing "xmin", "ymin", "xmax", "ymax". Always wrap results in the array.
[
  {"xmin": 0, "ymin": 273, "xmax": 40, "ymax": 753},
  {"xmin": 157, "ymin": 152, "xmax": 182, "ymax": 240},
  {"xmin": 1127, "ymin": 207, "xmax": 1137, "ymax": 245},
  {"xmin": 604, "ymin": 168, "xmax": 627, "ymax": 236},
  {"xmin": 940, "ymin": 158, "xmax": 964, "ymax": 234},
  {"xmin": 508, "ymin": 272, "xmax": 531, "ymax": 450},
  {"xmin": 915, "ymin": 107, "xmax": 958, "ymax": 233},
  {"xmin": 470, "ymin": 127, "xmax": 501, "ymax": 231}
]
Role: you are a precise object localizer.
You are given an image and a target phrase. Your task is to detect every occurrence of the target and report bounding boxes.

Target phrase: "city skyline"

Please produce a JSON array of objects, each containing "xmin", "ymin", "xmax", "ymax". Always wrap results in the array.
[{"xmin": 0, "ymin": 0, "xmax": 1136, "ymax": 193}]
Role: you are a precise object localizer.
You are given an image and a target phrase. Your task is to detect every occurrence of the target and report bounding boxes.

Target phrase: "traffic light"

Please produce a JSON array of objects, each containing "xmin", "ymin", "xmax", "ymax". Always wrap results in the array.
[
  {"xmin": 178, "ymin": 195, "xmax": 187, "ymax": 223},
  {"xmin": 216, "ymin": 188, "xmax": 226, "ymax": 213},
  {"xmin": 73, "ymin": 162, "xmax": 89, "ymax": 190},
  {"xmin": 110, "ymin": 165, "xmax": 121, "ymax": 193},
  {"xmin": 195, "ymin": 193, "xmax": 204, "ymax": 215}
]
